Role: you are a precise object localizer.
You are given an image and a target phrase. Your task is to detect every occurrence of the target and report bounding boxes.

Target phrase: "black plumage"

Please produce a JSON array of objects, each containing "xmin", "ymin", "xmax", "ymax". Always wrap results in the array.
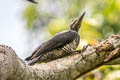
[
  {"xmin": 25, "ymin": 30, "xmax": 78, "ymax": 61},
  {"xmin": 25, "ymin": 12, "xmax": 85, "ymax": 65}
]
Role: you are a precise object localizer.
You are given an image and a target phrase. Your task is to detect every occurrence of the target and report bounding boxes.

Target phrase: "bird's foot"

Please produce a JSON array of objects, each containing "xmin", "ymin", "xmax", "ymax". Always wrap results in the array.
[
  {"xmin": 82, "ymin": 44, "xmax": 91, "ymax": 52},
  {"xmin": 73, "ymin": 44, "xmax": 91, "ymax": 59},
  {"xmin": 73, "ymin": 50, "xmax": 85, "ymax": 59},
  {"xmin": 80, "ymin": 44, "xmax": 92, "ymax": 59}
]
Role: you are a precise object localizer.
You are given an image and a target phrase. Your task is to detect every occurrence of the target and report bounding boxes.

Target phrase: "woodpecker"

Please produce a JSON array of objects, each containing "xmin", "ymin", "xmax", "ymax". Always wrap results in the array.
[{"xmin": 25, "ymin": 12, "xmax": 85, "ymax": 65}]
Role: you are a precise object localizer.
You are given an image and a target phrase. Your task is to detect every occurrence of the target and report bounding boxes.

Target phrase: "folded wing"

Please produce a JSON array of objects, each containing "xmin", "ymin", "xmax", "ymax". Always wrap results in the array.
[{"xmin": 25, "ymin": 30, "xmax": 78, "ymax": 61}]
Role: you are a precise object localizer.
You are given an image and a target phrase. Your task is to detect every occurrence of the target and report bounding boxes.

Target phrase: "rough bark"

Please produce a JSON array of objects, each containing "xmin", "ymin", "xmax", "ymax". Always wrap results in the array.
[{"xmin": 0, "ymin": 34, "xmax": 120, "ymax": 80}]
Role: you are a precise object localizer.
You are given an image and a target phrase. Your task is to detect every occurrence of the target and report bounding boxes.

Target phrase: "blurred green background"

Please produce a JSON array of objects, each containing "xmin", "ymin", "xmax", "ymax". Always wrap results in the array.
[
  {"xmin": 0, "ymin": 0, "xmax": 120, "ymax": 80},
  {"xmin": 23, "ymin": 0, "xmax": 120, "ymax": 80},
  {"xmin": 24, "ymin": 0, "xmax": 120, "ymax": 47}
]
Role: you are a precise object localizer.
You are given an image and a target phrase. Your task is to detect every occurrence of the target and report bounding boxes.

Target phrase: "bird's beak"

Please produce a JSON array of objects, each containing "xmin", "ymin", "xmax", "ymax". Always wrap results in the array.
[
  {"xmin": 27, "ymin": 0, "xmax": 38, "ymax": 4},
  {"xmin": 72, "ymin": 11, "xmax": 86, "ymax": 32},
  {"xmin": 78, "ymin": 11, "xmax": 86, "ymax": 23}
]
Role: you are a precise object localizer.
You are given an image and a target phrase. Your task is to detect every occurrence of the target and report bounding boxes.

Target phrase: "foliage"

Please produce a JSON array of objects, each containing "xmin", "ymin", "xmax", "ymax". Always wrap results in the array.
[
  {"xmin": 23, "ymin": 0, "xmax": 120, "ymax": 79},
  {"xmin": 48, "ymin": 18, "xmax": 68, "ymax": 35},
  {"xmin": 23, "ymin": 5, "xmax": 39, "ymax": 29}
]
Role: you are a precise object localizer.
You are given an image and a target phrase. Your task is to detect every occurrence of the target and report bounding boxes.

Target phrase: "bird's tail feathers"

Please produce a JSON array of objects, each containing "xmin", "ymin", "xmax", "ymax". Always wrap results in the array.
[
  {"xmin": 25, "ymin": 55, "xmax": 32, "ymax": 61},
  {"xmin": 26, "ymin": 55, "xmax": 43, "ymax": 66}
]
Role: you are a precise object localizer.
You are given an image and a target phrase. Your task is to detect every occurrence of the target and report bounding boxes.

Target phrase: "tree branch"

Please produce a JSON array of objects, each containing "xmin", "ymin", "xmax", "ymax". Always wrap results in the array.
[{"xmin": 0, "ymin": 34, "xmax": 120, "ymax": 80}]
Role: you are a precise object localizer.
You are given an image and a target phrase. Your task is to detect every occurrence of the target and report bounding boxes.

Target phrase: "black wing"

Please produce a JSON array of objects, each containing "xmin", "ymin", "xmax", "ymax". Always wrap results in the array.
[{"xmin": 25, "ymin": 30, "xmax": 79, "ymax": 61}]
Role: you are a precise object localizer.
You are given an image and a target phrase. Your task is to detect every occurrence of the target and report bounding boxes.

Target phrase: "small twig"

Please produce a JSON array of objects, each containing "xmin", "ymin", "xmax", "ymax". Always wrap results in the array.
[{"xmin": 104, "ymin": 48, "xmax": 120, "ymax": 62}]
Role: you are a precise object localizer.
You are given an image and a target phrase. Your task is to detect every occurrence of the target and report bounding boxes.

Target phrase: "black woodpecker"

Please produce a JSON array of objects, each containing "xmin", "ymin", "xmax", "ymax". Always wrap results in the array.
[{"xmin": 25, "ymin": 12, "xmax": 85, "ymax": 65}]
